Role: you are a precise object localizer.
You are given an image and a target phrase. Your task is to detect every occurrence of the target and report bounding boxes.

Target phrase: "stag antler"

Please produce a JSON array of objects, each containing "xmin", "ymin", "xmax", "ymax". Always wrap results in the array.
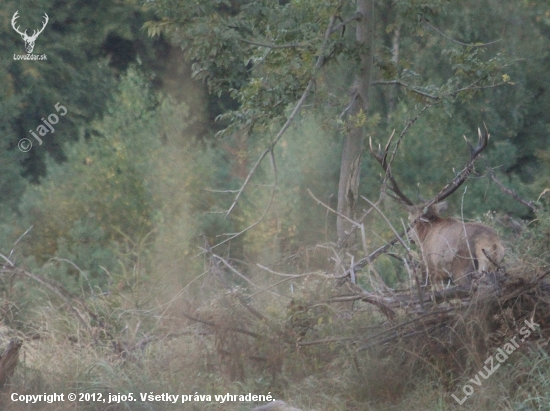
[
  {"xmin": 370, "ymin": 124, "xmax": 489, "ymax": 210},
  {"xmin": 348, "ymin": 124, "xmax": 491, "ymax": 272},
  {"xmin": 369, "ymin": 130, "xmax": 414, "ymax": 206},
  {"xmin": 425, "ymin": 124, "xmax": 489, "ymax": 208}
]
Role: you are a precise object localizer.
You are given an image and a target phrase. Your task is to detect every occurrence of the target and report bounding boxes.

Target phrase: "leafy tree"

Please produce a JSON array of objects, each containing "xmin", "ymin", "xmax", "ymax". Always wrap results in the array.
[
  {"xmin": 17, "ymin": 69, "xmax": 162, "ymax": 286},
  {"xmin": 143, "ymin": 0, "xmax": 511, "ymax": 251},
  {"xmin": 0, "ymin": 0, "xmax": 168, "ymax": 195}
]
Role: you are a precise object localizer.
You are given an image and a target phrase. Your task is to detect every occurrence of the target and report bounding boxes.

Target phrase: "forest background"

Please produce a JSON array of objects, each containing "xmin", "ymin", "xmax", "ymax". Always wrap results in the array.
[{"xmin": 1, "ymin": 0, "xmax": 550, "ymax": 410}]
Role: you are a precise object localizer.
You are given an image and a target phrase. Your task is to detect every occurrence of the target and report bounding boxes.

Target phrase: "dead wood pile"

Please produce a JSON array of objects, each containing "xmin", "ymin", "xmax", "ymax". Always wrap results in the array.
[{"xmin": 351, "ymin": 269, "xmax": 550, "ymax": 374}]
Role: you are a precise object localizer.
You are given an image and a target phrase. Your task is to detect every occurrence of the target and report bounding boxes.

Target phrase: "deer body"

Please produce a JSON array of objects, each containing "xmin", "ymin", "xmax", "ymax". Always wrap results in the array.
[
  {"xmin": 370, "ymin": 126, "xmax": 506, "ymax": 289},
  {"xmin": 409, "ymin": 204, "xmax": 504, "ymax": 287}
]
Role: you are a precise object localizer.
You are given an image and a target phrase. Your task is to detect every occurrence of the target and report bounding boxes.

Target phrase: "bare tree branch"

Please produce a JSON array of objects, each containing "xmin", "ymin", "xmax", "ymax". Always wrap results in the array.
[
  {"xmin": 360, "ymin": 195, "xmax": 410, "ymax": 252},
  {"xmin": 5, "ymin": 266, "xmax": 95, "ymax": 330},
  {"xmin": 353, "ymin": 126, "xmax": 491, "ymax": 274},
  {"xmin": 307, "ymin": 189, "xmax": 359, "ymax": 228},
  {"xmin": 182, "ymin": 312, "xmax": 260, "ymax": 338},
  {"xmin": 372, "ymin": 80, "xmax": 438, "ymax": 100},
  {"xmin": 421, "ymin": 17, "xmax": 501, "ymax": 48},
  {"xmin": 329, "ymin": 12, "xmax": 362, "ymax": 34},
  {"xmin": 307, "ymin": 189, "xmax": 374, "ymax": 261},
  {"xmin": 8, "ymin": 225, "xmax": 33, "ymax": 262},
  {"xmin": 488, "ymin": 168, "xmax": 539, "ymax": 213},
  {"xmin": 451, "ymin": 81, "xmax": 507, "ymax": 95},
  {"xmin": 238, "ymin": 38, "xmax": 311, "ymax": 49},
  {"xmin": 225, "ymin": 15, "xmax": 338, "ymax": 218},
  {"xmin": 373, "ymin": 79, "xmax": 507, "ymax": 101}
]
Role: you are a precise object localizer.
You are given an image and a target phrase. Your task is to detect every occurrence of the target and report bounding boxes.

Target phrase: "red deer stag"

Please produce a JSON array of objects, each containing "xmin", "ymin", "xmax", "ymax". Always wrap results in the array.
[{"xmin": 370, "ymin": 127, "xmax": 504, "ymax": 288}]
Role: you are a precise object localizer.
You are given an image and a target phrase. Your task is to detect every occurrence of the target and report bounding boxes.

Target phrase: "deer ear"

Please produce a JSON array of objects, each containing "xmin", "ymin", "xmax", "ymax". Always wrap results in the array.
[{"xmin": 434, "ymin": 201, "xmax": 448, "ymax": 214}]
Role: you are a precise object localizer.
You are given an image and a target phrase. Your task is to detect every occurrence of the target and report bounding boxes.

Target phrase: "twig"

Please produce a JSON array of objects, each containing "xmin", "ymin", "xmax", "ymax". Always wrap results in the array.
[
  {"xmin": 308, "ymin": 189, "xmax": 372, "ymax": 260},
  {"xmin": 0, "ymin": 253, "xmax": 14, "ymax": 267},
  {"xmin": 238, "ymin": 38, "xmax": 311, "ymax": 49},
  {"xmin": 298, "ymin": 337, "xmax": 355, "ymax": 347},
  {"xmin": 212, "ymin": 184, "xmax": 276, "ymax": 250},
  {"xmin": 307, "ymin": 189, "xmax": 361, "ymax": 229},
  {"xmin": 225, "ymin": 147, "xmax": 273, "ymax": 217},
  {"xmin": 340, "ymin": 203, "xmax": 378, "ymax": 249},
  {"xmin": 372, "ymin": 80, "xmax": 438, "ymax": 100},
  {"xmin": 487, "ymin": 168, "xmax": 538, "ymax": 213},
  {"xmin": 421, "ymin": 18, "xmax": 501, "ymax": 48},
  {"xmin": 360, "ymin": 196, "xmax": 409, "ymax": 252},
  {"xmin": 451, "ymin": 81, "xmax": 507, "ymax": 95},
  {"xmin": 214, "ymin": 255, "xmax": 279, "ymax": 303},
  {"xmin": 358, "ymin": 327, "xmax": 437, "ymax": 351},
  {"xmin": 203, "ymin": 188, "xmax": 239, "ymax": 193},
  {"xmin": 11, "ymin": 267, "xmax": 94, "ymax": 329},
  {"xmin": 48, "ymin": 257, "xmax": 94, "ymax": 296},
  {"xmin": 329, "ymin": 12, "xmax": 362, "ymax": 34},
  {"xmin": 373, "ymin": 79, "xmax": 506, "ymax": 100},
  {"xmin": 8, "ymin": 225, "xmax": 33, "ymax": 261},
  {"xmin": 182, "ymin": 312, "xmax": 260, "ymax": 338},
  {"xmin": 224, "ymin": 15, "xmax": 337, "ymax": 218},
  {"xmin": 256, "ymin": 264, "xmax": 326, "ymax": 278}
]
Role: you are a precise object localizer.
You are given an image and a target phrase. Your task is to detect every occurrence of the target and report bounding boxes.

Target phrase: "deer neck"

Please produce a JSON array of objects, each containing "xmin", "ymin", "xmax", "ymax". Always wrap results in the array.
[{"xmin": 412, "ymin": 217, "xmax": 440, "ymax": 243}]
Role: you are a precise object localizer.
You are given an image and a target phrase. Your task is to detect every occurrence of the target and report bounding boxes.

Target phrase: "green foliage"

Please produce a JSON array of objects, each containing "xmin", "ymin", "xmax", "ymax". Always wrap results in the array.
[
  {"xmin": 17, "ymin": 69, "xmax": 161, "ymax": 285},
  {"xmin": 0, "ymin": 0, "xmax": 167, "ymax": 188},
  {"xmin": 236, "ymin": 118, "xmax": 340, "ymax": 259},
  {"xmin": 144, "ymin": 0, "xmax": 353, "ymax": 134}
]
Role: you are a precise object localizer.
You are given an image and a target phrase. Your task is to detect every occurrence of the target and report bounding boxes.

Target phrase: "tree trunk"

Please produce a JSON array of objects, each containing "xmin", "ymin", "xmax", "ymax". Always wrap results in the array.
[{"xmin": 336, "ymin": 0, "xmax": 374, "ymax": 246}]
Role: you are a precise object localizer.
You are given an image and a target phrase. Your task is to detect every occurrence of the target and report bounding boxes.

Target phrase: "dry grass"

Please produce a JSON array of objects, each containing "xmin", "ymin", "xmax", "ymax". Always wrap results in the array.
[{"xmin": 2, "ymin": 224, "xmax": 550, "ymax": 411}]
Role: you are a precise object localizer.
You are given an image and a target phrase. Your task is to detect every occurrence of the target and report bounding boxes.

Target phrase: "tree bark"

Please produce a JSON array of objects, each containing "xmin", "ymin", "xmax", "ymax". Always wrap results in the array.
[{"xmin": 336, "ymin": 0, "xmax": 374, "ymax": 246}]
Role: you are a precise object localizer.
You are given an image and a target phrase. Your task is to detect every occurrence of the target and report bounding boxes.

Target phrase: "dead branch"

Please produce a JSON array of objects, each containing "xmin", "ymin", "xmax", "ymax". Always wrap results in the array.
[
  {"xmin": 488, "ymin": 168, "xmax": 539, "ymax": 213},
  {"xmin": 360, "ymin": 195, "xmax": 410, "ymax": 252},
  {"xmin": 424, "ymin": 125, "xmax": 489, "ymax": 208},
  {"xmin": 307, "ymin": 189, "xmax": 370, "ymax": 256},
  {"xmin": 238, "ymin": 38, "xmax": 311, "ymax": 49},
  {"xmin": 209, "ymin": 185, "xmax": 277, "ymax": 252},
  {"xmin": 224, "ymin": 15, "xmax": 338, "ymax": 218},
  {"xmin": 298, "ymin": 337, "xmax": 355, "ymax": 347},
  {"xmin": 4, "ymin": 266, "xmax": 95, "ymax": 330},
  {"xmin": 182, "ymin": 312, "xmax": 260, "ymax": 338},
  {"xmin": 421, "ymin": 17, "xmax": 501, "ymax": 47},
  {"xmin": 371, "ymin": 80, "xmax": 439, "ymax": 100},
  {"xmin": 373, "ymin": 78, "xmax": 506, "ymax": 101}
]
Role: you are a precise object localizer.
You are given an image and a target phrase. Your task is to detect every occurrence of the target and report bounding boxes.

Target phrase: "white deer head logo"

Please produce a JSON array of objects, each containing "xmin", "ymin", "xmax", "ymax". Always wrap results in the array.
[{"xmin": 11, "ymin": 11, "xmax": 49, "ymax": 54}]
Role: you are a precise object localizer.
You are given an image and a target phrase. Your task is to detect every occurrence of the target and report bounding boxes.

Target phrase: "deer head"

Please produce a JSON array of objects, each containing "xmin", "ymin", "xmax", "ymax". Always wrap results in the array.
[
  {"xmin": 12, "ymin": 11, "xmax": 49, "ymax": 54},
  {"xmin": 370, "ymin": 126, "xmax": 504, "ymax": 287}
]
